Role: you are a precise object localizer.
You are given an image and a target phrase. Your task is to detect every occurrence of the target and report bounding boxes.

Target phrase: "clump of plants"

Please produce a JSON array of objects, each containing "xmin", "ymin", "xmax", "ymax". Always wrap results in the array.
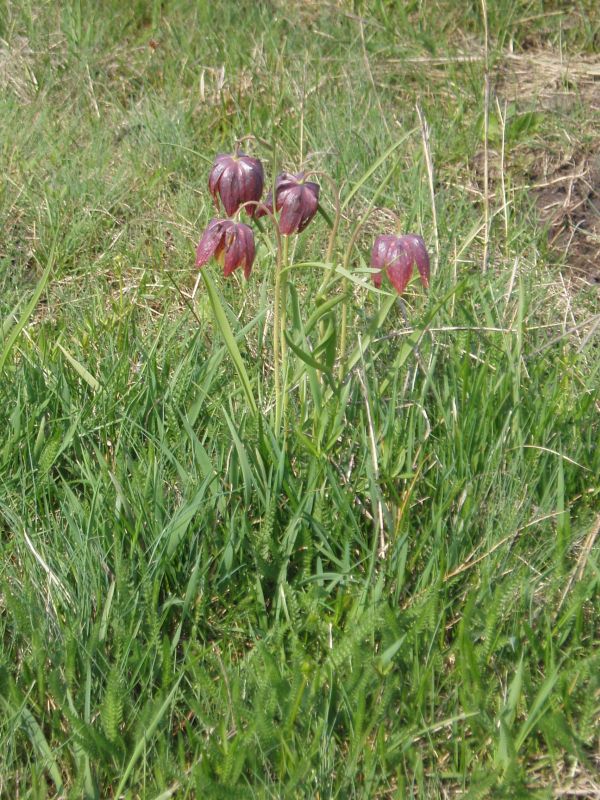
[{"xmin": 194, "ymin": 139, "xmax": 430, "ymax": 431}]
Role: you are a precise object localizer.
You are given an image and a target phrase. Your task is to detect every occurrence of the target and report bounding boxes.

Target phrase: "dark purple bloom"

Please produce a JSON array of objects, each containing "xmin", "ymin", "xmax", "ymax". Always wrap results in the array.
[
  {"xmin": 370, "ymin": 234, "xmax": 430, "ymax": 295},
  {"xmin": 195, "ymin": 219, "xmax": 256, "ymax": 279},
  {"xmin": 208, "ymin": 153, "xmax": 264, "ymax": 218},
  {"xmin": 256, "ymin": 172, "xmax": 320, "ymax": 235}
]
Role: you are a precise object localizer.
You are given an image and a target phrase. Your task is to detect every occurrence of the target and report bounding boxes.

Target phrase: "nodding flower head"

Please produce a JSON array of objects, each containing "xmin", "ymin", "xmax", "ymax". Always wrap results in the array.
[
  {"xmin": 257, "ymin": 172, "xmax": 320, "ymax": 235},
  {"xmin": 208, "ymin": 153, "xmax": 264, "ymax": 218},
  {"xmin": 195, "ymin": 219, "xmax": 256, "ymax": 279},
  {"xmin": 370, "ymin": 233, "xmax": 430, "ymax": 295}
]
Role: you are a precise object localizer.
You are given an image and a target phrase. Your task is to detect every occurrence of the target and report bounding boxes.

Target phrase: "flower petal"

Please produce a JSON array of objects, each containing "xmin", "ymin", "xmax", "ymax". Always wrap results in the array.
[
  {"xmin": 274, "ymin": 172, "xmax": 295, "ymax": 194},
  {"xmin": 218, "ymin": 222, "xmax": 255, "ymax": 278},
  {"xmin": 218, "ymin": 166, "xmax": 239, "ymax": 216},
  {"xmin": 208, "ymin": 155, "xmax": 229, "ymax": 199},
  {"xmin": 370, "ymin": 235, "xmax": 397, "ymax": 270},
  {"xmin": 273, "ymin": 173, "xmax": 302, "ymax": 210},
  {"xmin": 239, "ymin": 223, "xmax": 256, "ymax": 279},
  {"xmin": 254, "ymin": 192, "xmax": 273, "ymax": 219},
  {"xmin": 240, "ymin": 156, "xmax": 264, "ymax": 216},
  {"xmin": 401, "ymin": 234, "xmax": 430, "ymax": 288},
  {"xmin": 296, "ymin": 183, "xmax": 319, "ymax": 232},
  {"xmin": 278, "ymin": 191, "xmax": 304, "ymax": 235},
  {"xmin": 386, "ymin": 244, "xmax": 413, "ymax": 295},
  {"xmin": 221, "ymin": 228, "xmax": 240, "ymax": 276},
  {"xmin": 195, "ymin": 219, "xmax": 226, "ymax": 267},
  {"xmin": 370, "ymin": 235, "xmax": 397, "ymax": 285}
]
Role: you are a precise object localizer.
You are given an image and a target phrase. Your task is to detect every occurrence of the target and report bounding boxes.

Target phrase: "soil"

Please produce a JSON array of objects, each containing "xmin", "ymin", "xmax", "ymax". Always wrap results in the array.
[
  {"xmin": 531, "ymin": 151, "xmax": 600, "ymax": 286},
  {"xmin": 494, "ymin": 49, "xmax": 600, "ymax": 286}
]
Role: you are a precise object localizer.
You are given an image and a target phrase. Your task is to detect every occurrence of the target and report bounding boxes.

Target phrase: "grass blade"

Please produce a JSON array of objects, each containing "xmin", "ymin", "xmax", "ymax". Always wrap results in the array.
[
  {"xmin": 341, "ymin": 128, "xmax": 417, "ymax": 210},
  {"xmin": 201, "ymin": 271, "xmax": 258, "ymax": 416},
  {"xmin": 0, "ymin": 250, "xmax": 54, "ymax": 374},
  {"xmin": 114, "ymin": 677, "xmax": 183, "ymax": 797},
  {"xmin": 0, "ymin": 695, "xmax": 64, "ymax": 794},
  {"xmin": 56, "ymin": 341, "xmax": 101, "ymax": 391}
]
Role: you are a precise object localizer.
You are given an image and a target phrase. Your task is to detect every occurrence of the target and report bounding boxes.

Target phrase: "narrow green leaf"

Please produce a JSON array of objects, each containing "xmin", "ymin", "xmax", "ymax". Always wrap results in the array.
[
  {"xmin": 341, "ymin": 128, "xmax": 417, "ymax": 210},
  {"xmin": 201, "ymin": 270, "xmax": 257, "ymax": 415},
  {"xmin": 162, "ymin": 475, "xmax": 217, "ymax": 558},
  {"xmin": 222, "ymin": 407, "xmax": 255, "ymax": 505},
  {"xmin": 379, "ymin": 280, "xmax": 469, "ymax": 394},
  {"xmin": 285, "ymin": 331, "xmax": 331, "ymax": 374},
  {"xmin": 98, "ymin": 580, "xmax": 115, "ymax": 644},
  {"xmin": 504, "ymin": 655, "xmax": 524, "ymax": 728},
  {"xmin": 171, "ymin": 550, "xmax": 205, "ymax": 654},
  {"xmin": 305, "ymin": 291, "xmax": 350, "ymax": 335},
  {"xmin": 57, "ymin": 342, "xmax": 101, "ymax": 391},
  {"xmin": 333, "ymin": 264, "xmax": 391, "ymax": 295},
  {"xmin": 0, "ymin": 250, "xmax": 54, "ymax": 373},
  {"xmin": 515, "ymin": 666, "xmax": 560, "ymax": 751},
  {"xmin": 496, "ymin": 717, "xmax": 517, "ymax": 771},
  {"xmin": 377, "ymin": 635, "xmax": 407, "ymax": 672},
  {"xmin": 114, "ymin": 677, "xmax": 182, "ymax": 797},
  {"xmin": 1, "ymin": 696, "xmax": 64, "ymax": 794},
  {"xmin": 340, "ymin": 293, "xmax": 397, "ymax": 382},
  {"xmin": 179, "ymin": 411, "xmax": 219, "ymax": 489}
]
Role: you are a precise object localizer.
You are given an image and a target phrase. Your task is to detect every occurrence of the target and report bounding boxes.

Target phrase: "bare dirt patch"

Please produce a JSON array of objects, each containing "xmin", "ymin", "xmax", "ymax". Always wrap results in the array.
[
  {"xmin": 498, "ymin": 50, "xmax": 600, "ymax": 286},
  {"xmin": 500, "ymin": 50, "xmax": 600, "ymax": 112},
  {"xmin": 530, "ymin": 149, "xmax": 600, "ymax": 286}
]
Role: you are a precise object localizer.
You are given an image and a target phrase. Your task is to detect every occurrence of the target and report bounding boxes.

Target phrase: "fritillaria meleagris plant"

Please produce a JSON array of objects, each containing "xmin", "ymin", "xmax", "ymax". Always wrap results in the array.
[
  {"xmin": 195, "ymin": 219, "xmax": 256, "ymax": 279},
  {"xmin": 196, "ymin": 147, "xmax": 327, "ymax": 431},
  {"xmin": 208, "ymin": 152, "xmax": 264, "ymax": 217},
  {"xmin": 194, "ymin": 139, "xmax": 432, "ymax": 433},
  {"xmin": 370, "ymin": 233, "xmax": 430, "ymax": 295},
  {"xmin": 256, "ymin": 172, "xmax": 320, "ymax": 235},
  {"xmin": 256, "ymin": 171, "xmax": 322, "ymax": 413}
]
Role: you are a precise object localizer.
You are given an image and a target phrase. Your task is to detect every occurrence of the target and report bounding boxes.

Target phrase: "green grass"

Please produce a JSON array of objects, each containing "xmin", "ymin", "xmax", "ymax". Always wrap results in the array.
[{"xmin": 1, "ymin": 1, "xmax": 599, "ymax": 797}]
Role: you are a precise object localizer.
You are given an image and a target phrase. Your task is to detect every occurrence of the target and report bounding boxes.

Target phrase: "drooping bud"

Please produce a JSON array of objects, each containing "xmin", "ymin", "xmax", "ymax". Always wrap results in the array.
[
  {"xmin": 370, "ymin": 234, "xmax": 430, "ymax": 295},
  {"xmin": 257, "ymin": 172, "xmax": 320, "ymax": 235},
  {"xmin": 208, "ymin": 153, "xmax": 264, "ymax": 218},
  {"xmin": 196, "ymin": 218, "xmax": 256, "ymax": 279}
]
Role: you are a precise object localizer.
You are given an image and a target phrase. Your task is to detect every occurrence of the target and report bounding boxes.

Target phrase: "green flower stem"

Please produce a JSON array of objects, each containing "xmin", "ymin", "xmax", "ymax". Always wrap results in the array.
[
  {"xmin": 273, "ymin": 244, "xmax": 283, "ymax": 432},
  {"xmin": 338, "ymin": 301, "xmax": 348, "ymax": 383},
  {"xmin": 300, "ymin": 172, "xmax": 343, "ymax": 386},
  {"xmin": 306, "ymin": 172, "xmax": 340, "ymax": 298},
  {"xmin": 280, "ymin": 234, "xmax": 290, "ymax": 417},
  {"xmin": 314, "ymin": 172, "xmax": 341, "ymax": 265},
  {"xmin": 337, "ymin": 207, "xmax": 382, "ymax": 381},
  {"xmin": 243, "ymin": 198, "xmax": 284, "ymax": 432},
  {"xmin": 268, "ymin": 220, "xmax": 284, "ymax": 434}
]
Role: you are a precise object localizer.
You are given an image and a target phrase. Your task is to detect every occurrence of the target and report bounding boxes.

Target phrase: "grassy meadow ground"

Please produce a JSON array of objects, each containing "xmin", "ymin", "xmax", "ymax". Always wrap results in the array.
[{"xmin": 1, "ymin": 1, "xmax": 599, "ymax": 797}]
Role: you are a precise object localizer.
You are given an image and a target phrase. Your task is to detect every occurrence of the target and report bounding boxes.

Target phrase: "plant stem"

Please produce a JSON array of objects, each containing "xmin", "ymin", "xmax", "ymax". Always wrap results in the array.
[
  {"xmin": 273, "ymin": 238, "xmax": 283, "ymax": 432},
  {"xmin": 416, "ymin": 105, "xmax": 440, "ymax": 273},
  {"xmin": 280, "ymin": 234, "xmax": 289, "ymax": 417},
  {"xmin": 337, "ymin": 208, "xmax": 378, "ymax": 382},
  {"xmin": 241, "ymin": 198, "xmax": 283, "ymax": 431},
  {"xmin": 338, "ymin": 301, "xmax": 348, "ymax": 383},
  {"xmin": 308, "ymin": 172, "xmax": 340, "ymax": 298},
  {"xmin": 324, "ymin": 180, "xmax": 341, "ymax": 266}
]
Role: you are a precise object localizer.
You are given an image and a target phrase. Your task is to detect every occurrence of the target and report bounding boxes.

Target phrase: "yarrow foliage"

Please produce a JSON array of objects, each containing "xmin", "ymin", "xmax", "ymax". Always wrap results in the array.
[
  {"xmin": 370, "ymin": 234, "xmax": 430, "ymax": 295},
  {"xmin": 195, "ymin": 219, "xmax": 256, "ymax": 279}
]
